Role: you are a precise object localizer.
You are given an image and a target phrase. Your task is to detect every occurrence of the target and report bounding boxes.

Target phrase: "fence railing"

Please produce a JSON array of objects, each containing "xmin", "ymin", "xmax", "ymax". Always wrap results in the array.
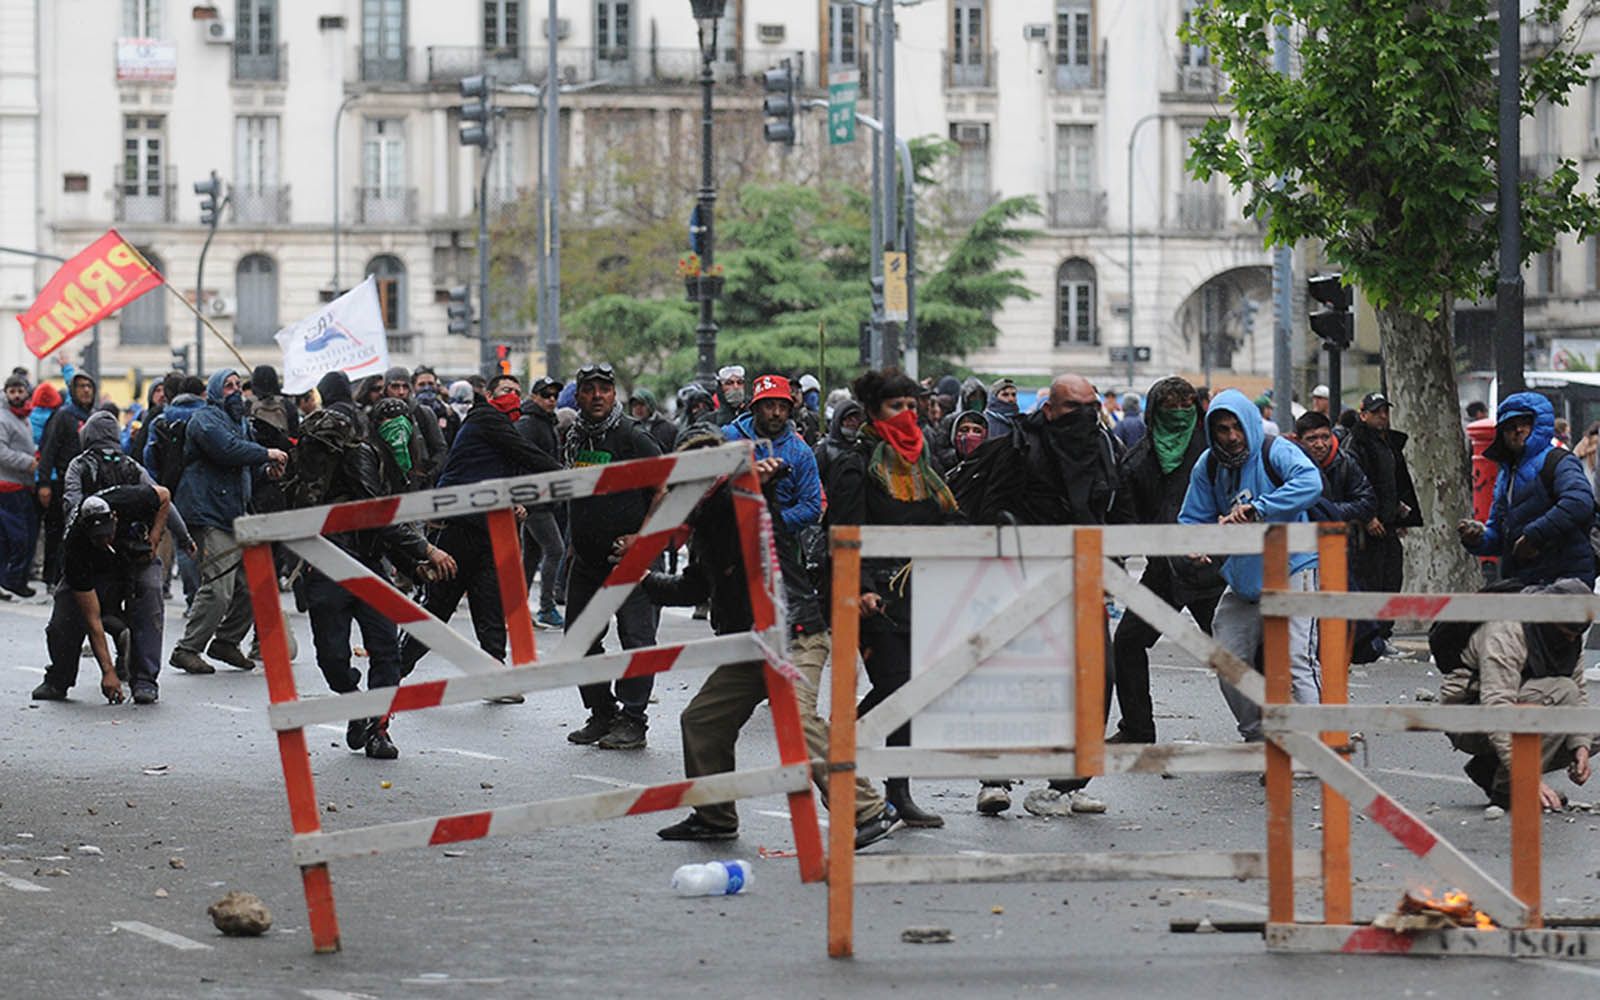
[
  {"xmin": 1048, "ymin": 189, "xmax": 1107, "ymax": 229},
  {"xmin": 230, "ymin": 185, "xmax": 291, "ymax": 225},
  {"xmin": 113, "ymin": 164, "xmax": 176, "ymax": 223},
  {"xmin": 354, "ymin": 186, "xmax": 418, "ymax": 225},
  {"xmin": 234, "ymin": 42, "xmax": 284, "ymax": 82}
]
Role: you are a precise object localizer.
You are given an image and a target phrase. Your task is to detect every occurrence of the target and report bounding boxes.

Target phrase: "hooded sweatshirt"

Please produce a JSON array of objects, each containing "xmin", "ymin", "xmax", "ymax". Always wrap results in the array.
[
  {"xmin": 814, "ymin": 399, "xmax": 863, "ymax": 502},
  {"xmin": 175, "ymin": 368, "xmax": 271, "ymax": 532},
  {"xmin": 29, "ymin": 382, "xmax": 62, "ymax": 446},
  {"xmin": 37, "ymin": 374, "xmax": 97, "ymax": 487},
  {"xmin": 0, "ymin": 390, "xmax": 34, "ymax": 490},
  {"xmin": 1178, "ymin": 388, "xmax": 1322, "ymax": 600}
]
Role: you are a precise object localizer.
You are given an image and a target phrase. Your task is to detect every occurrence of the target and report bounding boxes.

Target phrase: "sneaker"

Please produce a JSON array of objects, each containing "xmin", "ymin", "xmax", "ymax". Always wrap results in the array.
[
  {"xmin": 977, "ymin": 785, "xmax": 1012, "ymax": 815},
  {"xmin": 597, "ymin": 714, "xmax": 648, "ymax": 750},
  {"xmin": 132, "ymin": 685, "xmax": 158, "ymax": 705},
  {"xmin": 536, "ymin": 608, "xmax": 564, "ymax": 630},
  {"xmin": 347, "ymin": 717, "xmax": 373, "ymax": 751},
  {"xmin": 567, "ymin": 714, "xmax": 615, "ymax": 745},
  {"xmin": 1106, "ymin": 729, "xmax": 1154, "ymax": 745},
  {"xmin": 487, "ymin": 693, "xmax": 526, "ymax": 705},
  {"xmin": 30, "ymin": 681, "xmax": 67, "ymax": 701},
  {"xmin": 169, "ymin": 648, "xmax": 215, "ymax": 674},
  {"xmin": 1379, "ymin": 640, "xmax": 1403, "ymax": 659},
  {"xmin": 1, "ymin": 581, "xmax": 34, "ymax": 599},
  {"xmin": 1066, "ymin": 789, "xmax": 1108, "ymax": 814},
  {"xmin": 1022, "ymin": 788, "xmax": 1072, "ymax": 817},
  {"xmin": 854, "ymin": 805, "xmax": 901, "ymax": 849},
  {"xmin": 365, "ymin": 722, "xmax": 399, "ymax": 760},
  {"xmin": 206, "ymin": 641, "xmax": 254, "ymax": 671},
  {"xmin": 657, "ymin": 812, "xmax": 739, "ymax": 841}
]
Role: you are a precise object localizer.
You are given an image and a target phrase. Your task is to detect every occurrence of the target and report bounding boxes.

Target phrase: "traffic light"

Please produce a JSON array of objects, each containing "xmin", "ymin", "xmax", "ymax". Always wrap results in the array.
[
  {"xmin": 494, "ymin": 343, "xmax": 511, "ymax": 376},
  {"xmin": 171, "ymin": 344, "xmax": 190, "ymax": 373},
  {"xmin": 446, "ymin": 286, "xmax": 473, "ymax": 336},
  {"xmin": 1307, "ymin": 273, "xmax": 1353, "ymax": 350},
  {"xmin": 762, "ymin": 59, "xmax": 796, "ymax": 145},
  {"xmin": 194, "ymin": 170, "xmax": 221, "ymax": 228},
  {"xmin": 459, "ymin": 74, "xmax": 492, "ymax": 149}
]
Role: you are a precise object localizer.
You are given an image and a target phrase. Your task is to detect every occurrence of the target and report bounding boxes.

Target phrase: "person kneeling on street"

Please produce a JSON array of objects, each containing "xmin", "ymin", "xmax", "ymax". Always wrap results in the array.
[{"xmin": 1437, "ymin": 579, "xmax": 1592, "ymax": 810}]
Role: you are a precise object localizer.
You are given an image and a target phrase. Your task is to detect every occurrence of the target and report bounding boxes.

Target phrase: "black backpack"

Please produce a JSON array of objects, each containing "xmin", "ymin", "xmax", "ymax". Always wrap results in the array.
[
  {"xmin": 1204, "ymin": 433, "xmax": 1285, "ymax": 489},
  {"xmin": 77, "ymin": 447, "xmax": 144, "ymax": 499},
  {"xmin": 1536, "ymin": 447, "xmax": 1600, "ymax": 573},
  {"xmin": 150, "ymin": 415, "xmax": 189, "ymax": 492},
  {"xmin": 285, "ymin": 407, "xmax": 366, "ymax": 509},
  {"xmin": 1426, "ymin": 577, "xmax": 1529, "ymax": 675}
]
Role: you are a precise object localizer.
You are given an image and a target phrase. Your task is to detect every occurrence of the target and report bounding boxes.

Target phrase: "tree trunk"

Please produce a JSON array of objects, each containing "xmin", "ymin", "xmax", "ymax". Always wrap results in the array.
[{"xmin": 1375, "ymin": 302, "xmax": 1481, "ymax": 594}]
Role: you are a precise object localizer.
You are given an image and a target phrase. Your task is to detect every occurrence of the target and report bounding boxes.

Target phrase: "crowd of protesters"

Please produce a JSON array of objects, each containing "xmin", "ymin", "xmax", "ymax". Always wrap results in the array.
[{"xmin": 13, "ymin": 355, "xmax": 1595, "ymax": 840}]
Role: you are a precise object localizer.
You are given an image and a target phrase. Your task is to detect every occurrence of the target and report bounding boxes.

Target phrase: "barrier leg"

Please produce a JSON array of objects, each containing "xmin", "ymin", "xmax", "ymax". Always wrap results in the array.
[
  {"xmin": 1262, "ymin": 525, "xmax": 1294, "ymax": 926},
  {"xmin": 485, "ymin": 508, "xmax": 538, "ymax": 666},
  {"xmin": 1511, "ymin": 731, "xmax": 1543, "ymax": 927},
  {"xmin": 1074, "ymin": 528, "xmax": 1104, "ymax": 778},
  {"xmin": 827, "ymin": 526, "xmax": 862, "ymax": 959},
  {"xmin": 1316, "ymin": 526, "xmax": 1351, "ymax": 925},
  {"xmin": 241, "ymin": 543, "xmax": 341, "ymax": 953},
  {"xmin": 765, "ymin": 663, "xmax": 826, "ymax": 883}
]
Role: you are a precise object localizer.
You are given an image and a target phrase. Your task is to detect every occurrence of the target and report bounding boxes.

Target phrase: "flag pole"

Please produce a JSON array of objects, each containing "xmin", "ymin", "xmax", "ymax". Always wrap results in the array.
[{"xmin": 121, "ymin": 242, "xmax": 249, "ymax": 370}]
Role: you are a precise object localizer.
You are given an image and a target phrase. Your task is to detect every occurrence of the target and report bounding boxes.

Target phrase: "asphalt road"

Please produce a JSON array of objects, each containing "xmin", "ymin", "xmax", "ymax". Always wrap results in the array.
[{"xmin": 5, "ymin": 583, "xmax": 1600, "ymax": 999}]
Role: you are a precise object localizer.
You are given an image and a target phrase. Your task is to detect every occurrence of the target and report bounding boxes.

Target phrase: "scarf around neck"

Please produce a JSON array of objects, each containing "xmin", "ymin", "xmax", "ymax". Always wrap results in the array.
[
  {"xmin": 1151, "ymin": 404, "xmax": 1197, "ymax": 475},
  {"xmin": 563, "ymin": 400, "xmax": 626, "ymax": 467},
  {"xmin": 861, "ymin": 418, "xmax": 957, "ymax": 513}
]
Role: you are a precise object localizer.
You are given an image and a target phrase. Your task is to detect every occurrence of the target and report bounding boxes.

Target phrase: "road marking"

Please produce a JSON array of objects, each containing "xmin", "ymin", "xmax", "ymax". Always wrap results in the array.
[
  {"xmin": 1376, "ymin": 767, "xmax": 1475, "ymax": 787},
  {"xmin": 302, "ymin": 990, "xmax": 379, "ymax": 1000},
  {"xmin": 111, "ymin": 920, "xmax": 212, "ymax": 951},
  {"xmin": 433, "ymin": 748, "xmax": 506, "ymax": 761},
  {"xmin": 0, "ymin": 873, "xmax": 49, "ymax": 893},
  {"xmin": 203, "ymin": 702, "xmax": 252, "ymax": 714},
  {"xmin": 313, "ymin": 724, "xmax": 344, "ymax": 733},
  {"xmin": 571, "ymin": 774, "xmax": 640, "ymax": 789},
  {"xmin": 9, "ymin": 665, "xmax": 39, "ymax": 674},
  {"xmin": 399, "ymin": 978, "xmax": 509, "ymax": 987},
  {"xmin": 1205, "ymin": 898, "xmax": 1267, "ymax": 915}
]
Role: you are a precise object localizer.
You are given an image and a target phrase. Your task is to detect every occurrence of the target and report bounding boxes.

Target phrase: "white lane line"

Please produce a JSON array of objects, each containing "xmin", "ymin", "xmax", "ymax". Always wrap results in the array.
[
  {"xmin": 203, "ymin": 702, "xmax": 252, "ymax": 714},
  {"xmin": 1538, "ymin": 961, "xmax": 1600, "ymax": 981},
  {"xmin": 571, "ymin": 774, "xmax": 640, "ymax": 789},
  {"xmin": 302, "ymin": 990, "xmax": 379, "ymax": 1000},
  {"xmin": 111, "ymin": 920, "xmax": 213, "ymax": 951},
  {"xmin": 433, "ymin": 748, "xmax": 506, "ymax": 761},
  {"xmin": 1376, "ymin": 767, "xmax": 1475, "ymax": 787},
  {"xmin": 9, "ymin": 665, "xmax": 39, "ymax": 674},
  {"xmin": 1150, "ymin": 664, "xmax": 1211, "ymax": 675},
  {"xmin": 1205, "ymin": 898, "xmax": 1267, "ymax": 916},
  {"xmin": 0, "ymin": 873, "xmax": 49, "ymax": 893},
  {"xmin": 313, "ymin": 724, "xmax": 344, "ymax": 733}
]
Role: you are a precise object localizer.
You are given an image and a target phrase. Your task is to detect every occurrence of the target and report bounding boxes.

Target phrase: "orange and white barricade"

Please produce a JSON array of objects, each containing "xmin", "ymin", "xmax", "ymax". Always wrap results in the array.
[
  {"xmin": 824, "ymin": 522, "xmax": 1600, "ymax": 960},
  {"xmin": 235, "ymin": 442, "xmax": 824, "ymax": 953}
]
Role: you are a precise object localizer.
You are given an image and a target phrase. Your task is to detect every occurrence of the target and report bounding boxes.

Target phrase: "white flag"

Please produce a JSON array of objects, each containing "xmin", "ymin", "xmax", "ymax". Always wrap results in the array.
[{"xmin": 275, "ymin": 276, "xmax": 390, "ymax": 395}]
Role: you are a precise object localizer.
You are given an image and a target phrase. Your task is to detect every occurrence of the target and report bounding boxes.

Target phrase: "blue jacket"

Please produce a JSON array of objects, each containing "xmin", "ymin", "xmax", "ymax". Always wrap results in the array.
[
  {"xmin": 175, "ymin": 369, "xmax": 270, "ymax": 532},
  {"xmin": 1179, "ymin": 388, "xmax": 1322, "ymax": 600},
  {"xmin": 1469, "ymin": 391, "xmax": 1596, "ymax": 586},
  {"xmin": 723, "ymin": 412, "xmax": 823, "ymax": 534}
]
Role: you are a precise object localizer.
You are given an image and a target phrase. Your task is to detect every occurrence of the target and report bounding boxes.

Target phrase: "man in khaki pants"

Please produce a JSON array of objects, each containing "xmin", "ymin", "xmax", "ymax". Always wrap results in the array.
[{"xmin": 643, "ymin": 424, "xmax": 898, "ymax": 849}]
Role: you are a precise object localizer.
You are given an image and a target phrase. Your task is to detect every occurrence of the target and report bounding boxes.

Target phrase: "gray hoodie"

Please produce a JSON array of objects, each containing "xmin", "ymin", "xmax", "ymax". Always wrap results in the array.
[{"xmin": 64, "ymin": 410, "xmax": 191, "ymax": 549}]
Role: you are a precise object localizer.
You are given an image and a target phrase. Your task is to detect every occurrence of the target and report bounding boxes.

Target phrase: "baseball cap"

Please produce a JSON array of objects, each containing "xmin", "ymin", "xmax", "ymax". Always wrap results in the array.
[
  {"xmin": 78, "ymin": 495, "xmax": 116, "ymax": 541},
  {"xmin": 750, "ymin": 374, "xmax": 792, "ymax": 405},
  {"xmin": 531, "ymin": 376, "xmax": 561, "ymax": 396},
  {"xmin": 1311, "ymin": 384, "xmax": 1329, "ymax": 399},
  {"xmin": 1361, "ymin": 391, "xmax": 1391, "ymax": 412}
]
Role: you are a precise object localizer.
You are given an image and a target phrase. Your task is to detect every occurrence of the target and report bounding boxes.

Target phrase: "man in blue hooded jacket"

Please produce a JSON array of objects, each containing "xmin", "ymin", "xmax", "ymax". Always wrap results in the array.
[
  {"xmin": 1459, "ymin": 392, "xmax": 1597, "ymax": 588},
  {"xmin": 1180, "ymin": 388, "xmax": 1324, "ymax": 741},
  {"xmin": 169, "ymin": 369, "xmax": 287, "ymax": 675},
  {"xmin": 722, "ymin": 374, "xmax": 822, "ymax": 533}
]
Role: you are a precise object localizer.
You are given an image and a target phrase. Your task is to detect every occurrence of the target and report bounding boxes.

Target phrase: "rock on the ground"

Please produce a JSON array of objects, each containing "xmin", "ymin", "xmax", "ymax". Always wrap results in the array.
[
  {"xmin": 1414, "ymin": 688, "xmax": 1437, "ymax": 702},
  {"xmin": 207, "ymin": 891, "xmax": 273, "ymax": 936},
  {"xmin": 1484, "ymin": 805, "xmax": 1506, "ymax": 821},
  {"xmin": 901, "ymin": 926, "xmax": 954, "ymax": 944},
  {"xmin": 1022, "ymin": 789, "xmax": 1072, "ymax": 817}
]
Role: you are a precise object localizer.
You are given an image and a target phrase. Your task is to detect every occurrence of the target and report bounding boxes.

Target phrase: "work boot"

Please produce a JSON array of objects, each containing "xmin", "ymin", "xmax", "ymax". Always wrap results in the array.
[
  {"xmin": 365, "ymin": 720, "xmax": 399, "ymax": 760},
  {"xmin": 976, "ymin": 784, "xmax": 1012, "ymax": 815},
  {"xmin": 131, "ymin": 683, "xmax": 159, "ymax": 705},
  {"xmin": 30, "ymin": 680, "xmax": 67, "ymax": 701},
  {"xmin": 206, "ymin": 640, "xmax": 254, "ymax": 671},
  {"xmin": 854, "ymin": 804, "xmax": 901, "ymax": 850},
  {"xmin": 885, "ymin": 778, "xmax": 943, "ymax": 828},
  {"xmin": 169, "ymin": 648, "xmax": 214, "ymax": 674},
  {"xmin": 597, "ymin": 714, "xmax": 648, "ymax": 750},
  {"xmin": 1106, "ymin": 728, "xmax": 1154, "ymax": 745},
  {"xmin": 567, "ymin": 713, "xmax": 615, "ymax": 745},
  {"xmin": 347, "ymin": 717, "xmax": 374, "ymax": 751},
  {"xmin": 657, "ymin": 812, "xmax": 738, "ymax": 841}
]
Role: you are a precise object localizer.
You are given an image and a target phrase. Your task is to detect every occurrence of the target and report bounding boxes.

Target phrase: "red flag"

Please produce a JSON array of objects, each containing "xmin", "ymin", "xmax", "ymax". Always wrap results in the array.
[{"xmin": 16, "ymin": 230, "xmax": 165, "ymax": 358}]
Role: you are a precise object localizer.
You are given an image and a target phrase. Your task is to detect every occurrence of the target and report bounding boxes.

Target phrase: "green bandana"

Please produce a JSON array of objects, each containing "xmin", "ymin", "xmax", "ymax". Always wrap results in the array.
[
  {"xmin": 1151, "ymin": 405, "xmax": 1196, "ymax": 475},
  {"xmin": 377, "ymin": 415, "xmax": 414, "ymax": 474}
]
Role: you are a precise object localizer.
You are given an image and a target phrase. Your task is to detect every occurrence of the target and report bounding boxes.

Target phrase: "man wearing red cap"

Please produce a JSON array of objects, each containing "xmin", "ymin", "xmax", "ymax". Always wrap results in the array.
[{"xmin": 721, "ymin": 374, "xmax": 822, "ymax": 531}]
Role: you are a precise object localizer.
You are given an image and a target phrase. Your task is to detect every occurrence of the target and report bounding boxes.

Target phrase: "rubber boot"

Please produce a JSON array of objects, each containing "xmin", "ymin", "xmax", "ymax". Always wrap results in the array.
[{"xmin": 885, "ymin": 778, "xmax": 943, "ymax": 828}]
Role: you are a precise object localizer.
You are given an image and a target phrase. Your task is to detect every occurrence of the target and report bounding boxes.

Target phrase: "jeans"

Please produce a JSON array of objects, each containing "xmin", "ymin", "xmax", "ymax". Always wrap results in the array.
[
  {"xmin": 307, "ymin": 571, "xmax": 401, "ymax": 693},
  {"xmin": 680, "ymin": 630, "xmax": 885, "ymax": 829},
  {"xmin": 1211, "ymin": 567, "xmax": 1321, "ymax": 741},
  {"xmin": 400, "ymin": 520, "xmax": 509, "ymax": 675},
  {"xmin": 45, "ymin": 559, "xmax": 165, "ymax": 691},
  {"xmin": 566, "ymin": 553, "xmax": 658, "ymax": 721},
  {"xmin": 521, "ymin": 508, "xmax": 564, "ymax": 614},
  {"xmin": 1111, "ymin": 559, "xmax": 1220, "ymax": 742},
  {"xmin": 176, "ymin": 526, "xmax": 253, "ymax": 654},
  {"xmin": 0, "ymin": 489, "xmax": 36, "ymax": 590}
]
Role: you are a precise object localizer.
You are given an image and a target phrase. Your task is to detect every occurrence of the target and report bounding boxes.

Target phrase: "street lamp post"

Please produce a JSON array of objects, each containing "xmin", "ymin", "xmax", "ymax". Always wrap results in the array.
[
  {"xmin": 690, "ymin": 0, "xmax": 727, "ymax": 385},
  {"xmin": 1126, "ymin": 113, "xmax": 1162, "ymax": 390}
]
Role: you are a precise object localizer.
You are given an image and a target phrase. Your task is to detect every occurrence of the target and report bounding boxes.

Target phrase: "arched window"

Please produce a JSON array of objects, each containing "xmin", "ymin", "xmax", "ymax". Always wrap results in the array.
[
  {"xmin": 366, "ymin": 254, "xmax": 406, "ymax": 330},
  {"xmin": 1054, "ymin": 258, "xmax": 1096, "ymax": 346},
  {"xmin": 120, "ymin": 247, "xmax": 167, "ymax": 345},
  {"xmin": 235, "ymin": 254, "xmax": 279, "ymax": 345}
]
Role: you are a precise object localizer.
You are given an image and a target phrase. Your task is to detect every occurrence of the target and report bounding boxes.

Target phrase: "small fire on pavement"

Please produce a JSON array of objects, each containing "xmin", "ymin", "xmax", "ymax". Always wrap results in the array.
[{"xmin": 1371, "ymin": 889, "xmax": 1495, "ymax": 933}]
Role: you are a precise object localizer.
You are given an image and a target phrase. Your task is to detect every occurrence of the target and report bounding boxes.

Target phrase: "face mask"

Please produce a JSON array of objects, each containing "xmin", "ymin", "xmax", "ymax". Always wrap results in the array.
[
  {"xmin": 1049, "ymin": 405, "xmax": 1098, "ymax": 433},
  {"xmin": 724, "ymin": 388, "xmax": 745, "ymax": 408},
  {"xmin": 955, "ymin": 428, "xmax": 986, "ymax": 459},
  {"xmin": 223, "ymin": 393, "xmax": 245, "ymax": 419},
  {"xmin": 841, "ymin": 425, "xmax": 860, "ymax": 442},
  {"xmin": 803, "ymin": 390, "xmax": 819, "ymax": 409},
  {"xmin": 491, "ymin": 394, "xmax": 522, "ymax": 418}
]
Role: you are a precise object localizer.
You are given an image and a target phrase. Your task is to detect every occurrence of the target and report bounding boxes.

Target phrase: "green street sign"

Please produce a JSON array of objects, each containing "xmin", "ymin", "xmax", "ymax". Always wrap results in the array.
[{"xmin": 828, "ymin": 70, "xmax": 859, "ymax": 146}]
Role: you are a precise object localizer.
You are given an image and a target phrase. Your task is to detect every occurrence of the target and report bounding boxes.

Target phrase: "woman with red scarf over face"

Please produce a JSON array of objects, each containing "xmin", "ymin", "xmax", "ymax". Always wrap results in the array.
[{"xmin": 826, "ymin": 369, "xmax": 961, "ymax": 827}]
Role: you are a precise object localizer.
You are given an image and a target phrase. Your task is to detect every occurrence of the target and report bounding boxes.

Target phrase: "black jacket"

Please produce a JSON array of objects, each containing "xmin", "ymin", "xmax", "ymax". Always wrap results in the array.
[
  {"xmin": 38, "ymin": 402, "xmax": 91, "ymax": 486},
  {"xmin": 638, "ymin": 413, "xmax": 678, "ymax": 455},
  {"xmin": 1346, "ymin": 422, "xmax": 1423, "ymax": 528},
  {"xmin": 515, "ymin": 404, "xmax": 561, "ymax": 461},
  {"xmin": 1116, "ymin": 412, "xmax": 1225, "ymax": 601},
  {"xmin": 322, "ymin": 412, "xmax": 431, "ymax": 573},
  {"xmin": 567, "ymin": 417, "xmax": 663, "ymax": 564},
  {"xmin": 1304, "ymin": 443, "xmax": 1377, "ymax": 524},
  {"xmin": 814, "ymin": 401, "xmax": 863, "ymax": 504},
  {"xmin": 960, "ymin": 410, "xmax": 1129, "ymax": 527},
  {"xmin": 436, "ymin": 399, "xmax": 561, "ymax": 490}
]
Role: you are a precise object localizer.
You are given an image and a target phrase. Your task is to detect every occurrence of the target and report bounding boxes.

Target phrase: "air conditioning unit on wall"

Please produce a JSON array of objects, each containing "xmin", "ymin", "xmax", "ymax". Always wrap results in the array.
[
  {"xmin": 205, "ymin": 19, "xmax": 235, "ymax": 44},
  {"xmin": 208, "ymin": 295, "xmax": 234, "ymax": 317}
]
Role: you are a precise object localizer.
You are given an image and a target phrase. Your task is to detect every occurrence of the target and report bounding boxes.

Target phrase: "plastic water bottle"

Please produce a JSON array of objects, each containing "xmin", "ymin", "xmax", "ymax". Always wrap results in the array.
[{"xmin": 671, "ymin": 860, "xmax": 753, "ymax": 896}]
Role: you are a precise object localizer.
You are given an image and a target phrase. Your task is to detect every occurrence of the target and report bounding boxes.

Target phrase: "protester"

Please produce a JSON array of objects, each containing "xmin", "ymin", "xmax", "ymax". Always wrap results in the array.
[
  {"xmin": 1179, "ymin": 388, "xmax": 1323, "ymax": 742},
  {"xmin": 942, "ymin": 408, "xmax": 990, "ymax": 511},
  {"xmin": 983, "ymin": 376, "xmax": 1020, "ymax": 439},
  {"xmin": 1465, "ymin": 400, "xmax": 1490, "ymax": 423},
  {"xmin": 1345, "ymin": 392, "xmax": 1423, "ymax": 657},
  {"xmin": 628, "ymin": 387, "xmax": 678, "ymax": 454},
  {"xmin": 562, "ymin": 363, "xmax": 666, "ymax": 750},
  {"xmin": 814, "ymin": 398, "xmax": 864, "ymax": 496},
  {"xmin": 1112, "ymin": 393, "xmax": 1146, "ymax": 451},
  {"xmin": 1458, "ymin": 392, "xmax": 1597, "ymax": 588},
  {"xmin": 411, "ymin": 366, "xmax": 460, "ymax": 446},
  {"xmin": 1254, "ymin": 393, "xmax": 1280, "ymax": 436},
  {"xmin": 1311, "ymin": 384, "xmax": 1331, "ymax": 416},
  {"xmin": 675, "ymin": 382, "xmax": 718, "ymax": 444},
  {"xmin": 1294, "ymin": 411, "xmax": 1376, "ymax": 530},
  {"xmin": 0, "ymin": 374, "xmax": 38, "ymax": 598},
  {"xmin": 516, "ymin": 375, "xmax": 567, "ymax": 629},
  {"xmin": 29, "ymin": 380, "xmax": 61, "ymax": 447},
  {"xmin": 383, "ymin": 365, "xmax": 445, "ymax": 483},
  {"xmin": 715, "ymin": 365, "xmax": 747, "ymax": 427},
  {"xmin": 723, "ymin": 375, "xmax": 822, "ymax": 532},
  {"xmin": 36, "ymin": 372, "xmax": 96, "ymax": 585},
  {"xmin": 796, "ymin": 374, "xmax": 824, "ymax": 446}
]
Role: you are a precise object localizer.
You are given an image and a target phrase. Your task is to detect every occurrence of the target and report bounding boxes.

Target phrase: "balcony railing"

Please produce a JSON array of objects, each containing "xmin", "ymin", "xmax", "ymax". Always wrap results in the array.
[
  {"xmin": 1172, "ymin": 58, "xmax": 1222, "ymax": 97},
  {"xmin": 1052, "ymin": 45, "xmax": 1105, "ymax": 92},
  {"xmin": 950, "ymin": 188, "xmax": 999, "ymax": 225},
  {"xmin": 426, "ymin": 45, "xmax": 535, "ymax": 84},
  {"xmin": 1174, "ymin": 191, "xmax": 1226, "ymax": 231},
  {"xmin": 355, "ymin": 186, "xmax": 419, "ymax": 225},
  {"xmin": 359, "ymin": 45, "xmax": 410, "ymax": 83},
  {"xmin": 1054, "ymin": 325, "xmax": 1099, "ymax": 347},
  {"xmin": 230, "ymin": 184, "xmax": 291, "ymax": 225},
  {"xmin": 233, "ymin": 43, "xmax": 284, "ymax": 82},
  {"xmin": 1048, "ymin": 189, "xmax": 1107, "ymax": 229},
  {"xmin": 114, "ymin": 164, "xmax": 176, "ymax": 223},
  {"xmin": 945, "ymin": 49, "xmax": 994, "ymax": 90}
]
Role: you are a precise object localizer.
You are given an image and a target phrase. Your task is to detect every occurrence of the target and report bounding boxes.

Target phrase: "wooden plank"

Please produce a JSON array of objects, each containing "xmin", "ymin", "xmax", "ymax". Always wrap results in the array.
[
  {"xmin": 1266, "ymin": 704, "xmax": 1600, "ymax": 735},
  {"xmin": 1317, "ymin": 525, "xmax": 1352, "ymax": 926},
  {"xmin": 485, "ymin": 508, "xmax": 537, "ymax": 667},
  {"xmin": 855, "ymin": 742, "xmax": 1262, "ymax": 779},
  {"xmin": 855, "ymin": 561, "xmax": 1075, "ymax": 748},
  {"xmin": 853, "ymin": 522, "xmax": 1322, "ymax": 559},
  {"xmin": 1101, "ymin": 560, "xmax": 1265, "ymax": 705},
  {"xmin": 1511, "ymin": 732, "xmax": 1543, "ymax": 928},
  {"xmin": 1265, "ymin": 923, "xmax": 1600, "ymax": 959},
  {"xmin": 853, "ymin": 850, "xmax": 1322, "ymax": 886},
  {"xmin": 290, "ymin": 763, "xmax": 812, "ymax": 865},
  {"xmin": 1260, "ymin": 591, "xmax": 1600, "ymax": 622},
  {"xmin": 827, "ymin": 526, "xmax": 862, "ymax": 961},
  {"xmin": 1271, "ymin": 731, "xmax": 1530, "ymax": 928},
  {"xmin": 1263, "ymin": 524, "xmax": 1294, "ymax": 926},
  {"xmin": 1074, "ymin": 528, "xmax": 1105, "ymax": 778}
]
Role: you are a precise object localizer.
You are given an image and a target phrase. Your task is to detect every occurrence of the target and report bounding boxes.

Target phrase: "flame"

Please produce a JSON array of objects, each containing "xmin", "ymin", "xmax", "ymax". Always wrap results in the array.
[
  {"xmin": 1401, "ymin": 887, "xmax": 1496, "ymax": 930},
  {"xmin": 1475, "ymin": 910, "xmax": 1495, "ymax": 931}
]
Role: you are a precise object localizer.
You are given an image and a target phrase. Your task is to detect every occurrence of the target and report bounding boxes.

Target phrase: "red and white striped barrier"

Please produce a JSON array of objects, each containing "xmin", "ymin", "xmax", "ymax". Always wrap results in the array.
[
  {"xmin": 238, "ymin": 442, "xmax": 825, "ymax": 954},
  {"xmin": 1260, "ymin": 589, "xmax": 1599, "ymax": 622}
]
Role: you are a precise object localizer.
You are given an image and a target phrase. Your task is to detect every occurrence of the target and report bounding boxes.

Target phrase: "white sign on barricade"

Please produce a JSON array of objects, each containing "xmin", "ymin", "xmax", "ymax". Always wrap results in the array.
[{"xmin": 236, "ymin": 443, "xmax": 824, "ymax": 954}]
